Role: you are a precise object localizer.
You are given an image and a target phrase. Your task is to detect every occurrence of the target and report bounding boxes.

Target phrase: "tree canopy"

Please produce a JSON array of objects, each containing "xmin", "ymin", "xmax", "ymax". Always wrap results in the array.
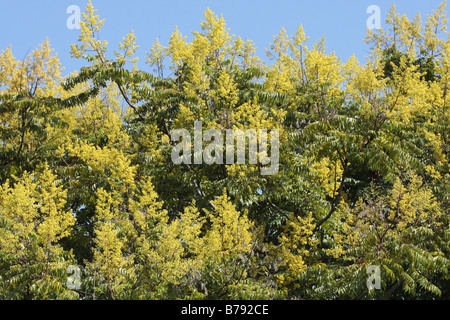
[{"xmin": 0, "ymin": 1, "xmax": 449, "ymax": 300}]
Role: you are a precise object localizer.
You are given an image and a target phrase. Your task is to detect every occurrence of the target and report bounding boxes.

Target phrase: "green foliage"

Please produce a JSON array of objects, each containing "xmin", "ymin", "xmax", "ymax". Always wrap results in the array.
[{"xmin": 1, "ymin": 1, "xmax": 449, "ymax": 300}]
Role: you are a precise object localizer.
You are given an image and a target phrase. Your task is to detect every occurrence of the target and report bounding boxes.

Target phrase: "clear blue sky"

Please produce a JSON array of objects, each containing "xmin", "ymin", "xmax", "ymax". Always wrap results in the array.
[{"xmin": 0, "ymin": 1, "xmax": 447, "ymax": 76}]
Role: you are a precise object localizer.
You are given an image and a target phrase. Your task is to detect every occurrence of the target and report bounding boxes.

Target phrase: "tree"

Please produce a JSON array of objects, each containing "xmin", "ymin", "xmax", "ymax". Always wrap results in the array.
[{"xmin": 0, "ymin": 0, "xmax": 448, "ymax": 300}]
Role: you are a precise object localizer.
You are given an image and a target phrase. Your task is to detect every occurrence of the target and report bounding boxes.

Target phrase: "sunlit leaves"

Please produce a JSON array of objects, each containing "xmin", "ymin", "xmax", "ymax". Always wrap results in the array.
[{"xmin": 1, "ymin": 0, "xmax": 449, "ymax": 300}]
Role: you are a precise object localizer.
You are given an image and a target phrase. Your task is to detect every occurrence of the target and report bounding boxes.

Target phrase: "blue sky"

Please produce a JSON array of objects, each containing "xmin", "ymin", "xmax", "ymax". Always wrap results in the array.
[{"xmin": 0, "ymin": 1, "xmax": 447, "ymax": 76}]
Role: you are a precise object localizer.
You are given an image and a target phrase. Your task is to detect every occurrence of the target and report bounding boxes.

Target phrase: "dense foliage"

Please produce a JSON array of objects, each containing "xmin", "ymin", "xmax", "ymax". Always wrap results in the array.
[{"xmin": 1, "ymin": 1, "xmax": 449, "ymax": 300}]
